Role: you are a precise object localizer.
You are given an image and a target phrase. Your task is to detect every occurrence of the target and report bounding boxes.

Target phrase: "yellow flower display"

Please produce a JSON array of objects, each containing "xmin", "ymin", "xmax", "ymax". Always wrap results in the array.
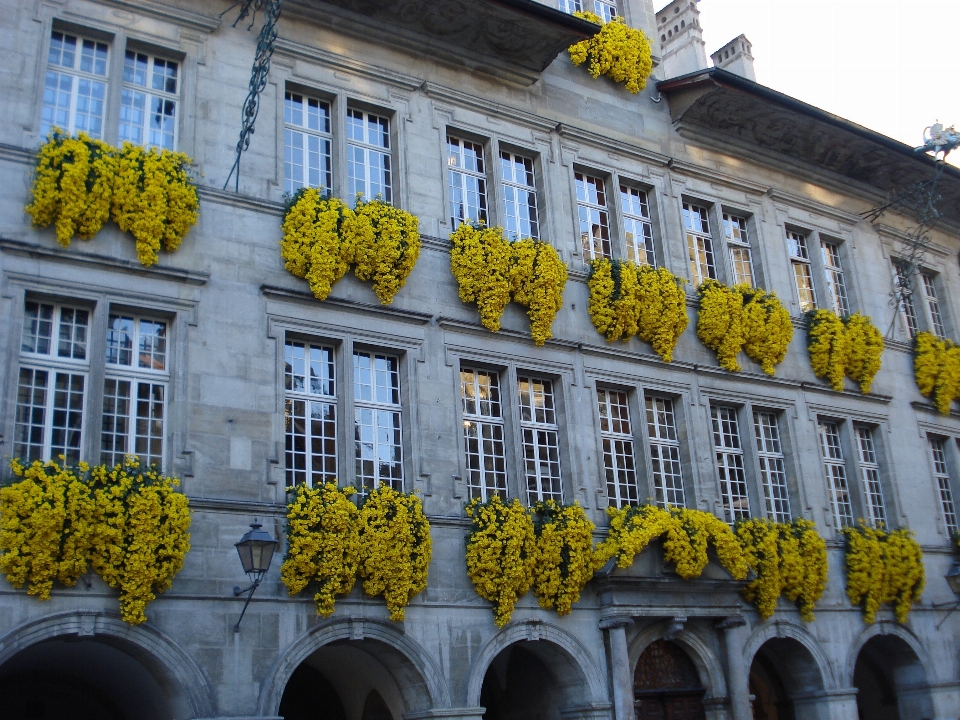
[
  {"xmin": 697, "ymin": 280, "xmax": 747, "ymax": 372},
  {"xmin": 587, "ymin": 259, "xmax": 689, "ymax": 362},
  {"xmin": 530, "ymin": 501, "xmax": 596, "ymax": 616},
  {"xmin": 342, "ymin": 197, "xmax": 421, "ymax": 304},
  {"xmin": 595, "ymin": 505, "xmax": 748, "ymax": 581},
  {"xmin": 0, "ymin": 457, "xmax": 191, "ymax": 625},
  {"xmin": 807, "ymin": 309, "xmax": 883, "ymax": 394},
  {"xmin": 807, "ymin": 309, "xmax": 848, "ymax": 391},
  {"xmin": 356, "ymin": 484, "xmax": 432, "ymax": 622},
  {"xmin": 0, "ymin": 459, "xmax": 96, "ymax": 600},
  {"xmin": 449, "ymin": 223, "xmax": 512, "ymax": 331},
  {"xmin": 25, "ymin": 132, "xmax": 198, "ymax": 266},
  {"xmin": 280, "ymin": 483, "xmax": 361, "ymax": 617},
  {"xmin": 568, "ymin": 13, "xmax": 654, "ymax": 94},
  {"xmin": 449, "ymin": 225, "xmax": 568, "ymax": 346},
  {"xmin": 25, "ymin": 130, "xmax": 116, "ymax": 246},
  {"xmin": 742, "ymin": 288, "xmax": 794, "ymax": 375},
  {"xmin": 280, "ymin": 188, "xmax": 350, "ymax": 300},
  {"xmin": 465, "ymin": 496, "xmax": 537, "ymax": 627},
  {"xmin": 87, "ymin": 457, "xmax": 192, "ymax": 625},
  {"xmin": 737, "ymin": 518, "xmax": 828, "ymax": 621},
  {"xmin": 914, "ymin": 331, "xmax": 960, "ymax": 414},
  {"xmin": 280, "ymin": 195, "xmax": 421, "ymax": 305},
  {"xmin": 843, "ymin": 524, "xmax": 925, "ymax": 624},
  {"xmin": 696, "ymin": 281, "xmax": 793, "ymax": 375}
]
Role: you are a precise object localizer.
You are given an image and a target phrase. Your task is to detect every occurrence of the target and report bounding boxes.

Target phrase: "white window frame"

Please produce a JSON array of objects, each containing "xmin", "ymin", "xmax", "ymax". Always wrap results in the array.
[
  {"xmin": 621, "ymin": 185, "xmax": 656, "ymax": 267},
  {"xmin": 448, "ymin": 136, "xmax": 488, "ymax": 229},
  {"xmin": 594, "ymin": 0, "xmax": 618, "ymax": 22},
  {"xmin": 101, "ymin": 312, "xmax": 170, "ymax": 469},
  {"xmin": 41, "ymin": 29, "xmax": 109, "ymax": 139},
  {"xmin": 598, "ymin": 388, "xmax": 639, "ymax": 508},
  {"xmin": 711, "ymin": 405, "xmax": 750, "ymax": 523},
  {"xmin": 353, "ymin": 350, "xmax": 403, "ymax": 492},
  {"xmin": 15, "ymin": 300, "xmax": 91, "ymax": 464},
  {"xmin": 820, "ymin": 239, "xmax": 850, "ymax": 316},
  {"xmin": 119, "ymin": 49, "xmax": 180, "ymax": 151},
  {"xmin": 284, "ymin": 91, "xmax": 333, "ymax": 196},
  {"xmin": 645, "ymin": 395, "xmax": 685, "ymax": 508},
  {"xmin": 818, "ymin": 420, "xmax": 854, "ymax": 529},
  {"xmin": 461, "ymin": 366, "xmax": 507, "ymax": 501},
  {"xmin": 518, "ymin": 375, "xmax": 562, "ymax": 504},
  {"xmin": 921, "ymin": 271, "xmax": 947, "ymax": 339},
  {"xmin": 787, "ymin": 230, "xmax": 816, "ymax": 313},
  {"xmin": 893, "ymin": 259, "xmax": 920, "ymax": 338},
  {"xmin": 723, "ymin": 212, "xmax": 754, "ymax": 287},
  {"xmin": 753, "ymin": 411, "xmax": 791, "ymax": 523},
  {"xmin": 931, "ymin": 437, "xmax": 959, "ymax": 537},
  {"xmin": 500, "ymin": 150, "xmax": 540, "ymax": 240},
  {"xmin": 683, "ymin": 202, "xmax": 716, "ymax": 286},
  {"xmin": 346, "ymin": 108, "xmax": 392, "ymax": 205},
  {"xmin": 284, "ymin": 339, "xmax": 337, "ymax": 487},
  {"xmin": 855, "ymin": 426, "xmax": 886, "ymax": 528},
  {"xmin": 577, "ymin": 171, "xmax": 611, "ymax": 262},
  {"xmin": 558, "ymin": 0, "xmax": 584, "ymax": 13}
]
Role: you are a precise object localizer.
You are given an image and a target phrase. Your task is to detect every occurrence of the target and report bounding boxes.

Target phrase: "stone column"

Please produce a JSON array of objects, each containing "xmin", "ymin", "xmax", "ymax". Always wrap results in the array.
[
  {"xmin": 715, "ymin": 616, "xmax": 751, "ymax": 720},
  {"xmin": 600, "ymin": 618, "xmax": 634, "ymax": 720},
  {"xmin": 402, "ymin": 709, "xmax": 487, "ymax": 720}
]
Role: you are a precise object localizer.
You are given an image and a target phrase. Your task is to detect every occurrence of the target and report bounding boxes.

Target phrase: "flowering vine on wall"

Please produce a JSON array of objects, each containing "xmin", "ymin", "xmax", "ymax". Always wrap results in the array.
[
  {"xmin": 0, "ymin": 457, "xmax": 192, "ymax": 625},
  {"xmin": 281, "ymin": 189, "xmax": 421, "ymax": 305},
  {"xmin": 736, "ymin": 518, "xmax": 828, "ymax": 621},
  {"xmin": 449, "ymin": 223, "xmax": 568, "ymax": 346},
  {"xmin": 25, "ymin": 131, "xmax": 199, "ymax": 267},
  {"xmin": 843, "ymin": 524, "xmax": 925, "ymax": 624},
  {"xmin": 913, "ymin": 331, "xmax": 960, "ymax": 414},
  {"xmin": 280, "ymin": 482, "xmax": 431, "ymax": 620},
  {"xmin": 568, "ymin": 13, "xmax": 654, "ymax": 94},
  {"xmin": 587, "ymin": 259, "xmax": 689, "ymax": 363},
  {"xmin": 696, "ymin": 280, "xmax": 793, "ymax": 375},
  {"xmin": 530, "ymin": 500, "xmax": 596, "ymax": 616},
  {"xmin": 807, "ymin": 309, "xmax": 884, "ymax": 393}
]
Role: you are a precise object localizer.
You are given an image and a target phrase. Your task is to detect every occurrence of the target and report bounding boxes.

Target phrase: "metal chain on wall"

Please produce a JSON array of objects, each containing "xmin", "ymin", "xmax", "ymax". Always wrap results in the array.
[{"xmin": 222, "ymin": 0, "xmax": 285, "ymax": 192}]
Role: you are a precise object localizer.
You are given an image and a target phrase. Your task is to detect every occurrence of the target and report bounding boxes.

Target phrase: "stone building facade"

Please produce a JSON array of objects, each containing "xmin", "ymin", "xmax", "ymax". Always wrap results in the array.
[{"xmin": 1, "ymin": 1, "xmax": 959, "ymax": 719}]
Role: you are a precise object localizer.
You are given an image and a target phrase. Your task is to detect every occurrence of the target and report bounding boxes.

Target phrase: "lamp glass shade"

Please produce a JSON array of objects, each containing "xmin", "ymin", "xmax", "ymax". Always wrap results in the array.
[
  {"xmin": 946, "ymin": 561, "xmax": 960, "ymax": 596},
  {"xmin": 235, "ymin": 523, "xmax": 278, "ymax": 579}
]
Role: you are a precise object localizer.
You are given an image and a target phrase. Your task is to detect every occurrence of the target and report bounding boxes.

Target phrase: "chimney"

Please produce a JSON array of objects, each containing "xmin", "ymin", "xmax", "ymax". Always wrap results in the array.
[
  {"xmin": 656, "ymin": 0, "xmax": 708, "ymax": 79},
  {"xmin": 711, "ymin": 34, "xmax": 756, "ymax": 81}
]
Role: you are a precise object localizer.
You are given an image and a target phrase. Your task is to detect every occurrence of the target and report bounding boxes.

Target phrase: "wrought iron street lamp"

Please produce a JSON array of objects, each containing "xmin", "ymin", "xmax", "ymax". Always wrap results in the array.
[
  {"xmin": 935, "ymin": 560, "xmax": 960, "ymax": 630},
  {"xmin": 233, "ymin": 521, "xmax": 278, "ymax": 632}
]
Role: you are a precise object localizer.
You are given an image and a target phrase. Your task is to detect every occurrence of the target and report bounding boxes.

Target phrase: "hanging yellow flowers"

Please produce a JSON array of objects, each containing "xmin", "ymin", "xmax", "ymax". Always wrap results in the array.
[
  {"xmin": 843, "ymin": 524, "xmax": 925, "ymax": 624},
  {"xmin": 449, "ymin": 224, "xmax": 568, "ymax": 346},
  {"xmin": 595, "ymin": 505, "xmax": 748, "ymax": 581},
  {"xmin": 0, "ymin": 457, "xmax": 192, "ymax": 625},
  {"xmin": 465, "ymin": 496, "xmax": 537, "ymax": 627},
  {"xmin": 281, "ymin": 482, "xmax": 361, "ymax": 617},
  {"xmin": 25, "ymin": 130, "xmax": 115, "ymax": 246},
  {"xmin": 807, "ymin": 309, "xmax": 883, "ymax": 393},
  {"xmin": 568, "ymin": 13, "xmax": 654, "ymax": 94},
  {"xmin": 737, "ymin": 518, "xmax": 828, "ymax": 621},
  {"xmin": 25, "ymin": 132, "xmax": 198, "ymax": 267},
  {"xmin": 280, "ymin": 193, "xmax": 421, "ymax": 305},
  {"xmin": 112, "ymin": 142, "xmax": 200, "ymax": 266},
  {"xmin": 696, "ymin": 281, "xmax": 793, "ymax": 374},
  {"xmin": 530, "ymin": 501, "xmax": 596, "ymax": 616},
  {"xmin": 587, "ymin": 259, "xmax": 689, "ymax": 362},
  {"xmin": 356, "ymin": 484, "xmax": 432, "ymax": 621},
  {"xmin": 914, "ymin": 331, "xmax": 960, "ymax": 414}
]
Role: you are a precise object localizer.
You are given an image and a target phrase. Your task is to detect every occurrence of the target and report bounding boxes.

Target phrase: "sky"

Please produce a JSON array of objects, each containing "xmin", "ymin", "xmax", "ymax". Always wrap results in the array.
[{"xmin": 693, "ymin": 0, "xmax": 960, "ymax": 165}]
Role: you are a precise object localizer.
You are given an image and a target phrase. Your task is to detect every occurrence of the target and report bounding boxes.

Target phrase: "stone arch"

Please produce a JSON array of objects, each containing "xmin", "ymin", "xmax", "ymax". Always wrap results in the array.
[
  {"xmin": 844, "ymin": 621, "xmax": 932, "ymax": 687},
  {"xmin": 743, "ymin": 620, "xmax": 836, "ymax": 691},
  {"xmin": 257, "ymin": 616, "xmax": 451, "ymax": 717},
  {"xmin": 465, "ymin": 619, "xmax": 608, "ymax": 708},
  {"xmin": 628, "ymin": 621, "xmax": 727, "ymax": 701},
  {"xmin": 0, "ymin": 610, "xmax": 214, "ymax": 718}
]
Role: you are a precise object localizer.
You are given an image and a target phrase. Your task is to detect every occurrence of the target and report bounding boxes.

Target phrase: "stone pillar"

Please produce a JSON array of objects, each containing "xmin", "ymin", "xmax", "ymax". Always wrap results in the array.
[
  {"xmin": 600, "ymin": 618, "xmax": 634, "ymax": 720},
  {"xmin": 791, "ymin": 688, "xmax": 858, "ymax": 720},
  {"xmin": 401, "ymin": 709, "xmax": 487, "ymax": 720},
  {"xmin": 715, "ymin": 616, "xmax": 750, "ymax": 720}
]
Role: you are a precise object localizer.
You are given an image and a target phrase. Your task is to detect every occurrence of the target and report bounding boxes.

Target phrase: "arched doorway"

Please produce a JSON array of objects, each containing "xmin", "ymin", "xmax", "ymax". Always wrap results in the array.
[
  {"xmin": 0, "ymin": 636, "xmax": 183, "ymax": 720},
  {"xmin": 749, "ymin": 647, "xmax": 793, "ymax": 720},
  {"xmin": 748, "ymin": 636, "xmax": 826, "ymax": 720},
  {"xmin": 634, "ymin": 639, "xmax": 706, "ymax": 720},
  {"xmin": 854, "ymin": 635, "xmax": 932, "ymax": 720},
  {"xmin": 278, "ymin": 663, "xmax": 347, "ymax": 720}
]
